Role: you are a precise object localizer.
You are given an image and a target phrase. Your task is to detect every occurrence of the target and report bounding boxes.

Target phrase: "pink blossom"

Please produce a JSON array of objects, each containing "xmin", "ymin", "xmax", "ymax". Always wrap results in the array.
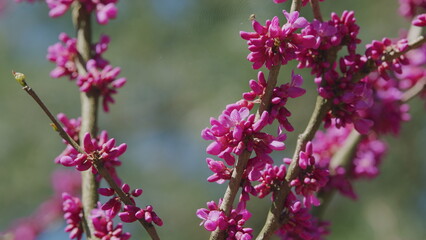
[
  {"xmin": 287, "ymin": 142, "xmax": 329, "ymax": 208},
  {"xmin": 243, "ymin": 71, "xmax": 306, "ymax": 131},
  {"xmin": 352, "ymin": 136, "xmax": 387, "ymax": 179},
  {"xmin": 359, "ymin": 73, "xmax": 411, "ymax": 135},
  {"xmin": 413, "ymin": 13, "xmax": 426, "ymax": 26},
  {"xmin": 59, "ymin": 131, "xmax": 127, "ymax": 183},
  {"xmin": 62, "ymin": 193, "xmax": 83, "ymax": 240},
  {"xmin": 206, "ymin": 157, "xmax": 232, "ymax": 184},
  {"xmin": 196, "ymin": 200, "xmax": 227, "ymax": 231},
  {"xmin": 47, "ymin": 33, "xmax": 78, "ymax": 79},
  {"xmin": 91, "ymin": 205, "xmax": 131, "ymax": 240},
  {"xmin": 99, "ymin": 183, "xmax": 143, "ymax": 218},
  {"xmin": 119, "ymin": 205, "xmax": 163, "ymax": 226},
  {"xmin": 365, "ymin": 38, "xmax": 409, "ymax": 80},
  {"xmin": 46, "ymin": 0, "xmax": 119, "ymax": 25},
  {"xmin": 277, "ymin": 207, "xmax": 330, "ymax": 240},
  {"xmin": 77, "ymin": 60, "xmax": 126, "ymax": 112},
  {"xmin": 47, "ymin": 33, "xmax": 111, "ymax": 80},
  {"xmin": 254, "ymin": 163, "xmax": 286, "ymax": 198},
  {"xmin": 46, "ymin": 0, "xmax": 74, "ymax": 18},
  {"xmin": 54, "ymin": 113, "xmax": 81, "ymax": 164},
  {"xmin": 240, "ymin": 11, "xmax": 315, "ymax": 69}
]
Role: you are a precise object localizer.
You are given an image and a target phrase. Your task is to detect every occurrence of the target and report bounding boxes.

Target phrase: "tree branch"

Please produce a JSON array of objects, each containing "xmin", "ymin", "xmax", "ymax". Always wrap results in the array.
[
  {"xmin": 209, "ymin": 65, "xmax": 282, "ymax": 240},
  {"xmin": 13, "ymin": 73, "xmax": 161, "ymax": 240},
  {"xmin": 310, "ymin": 0, "xmax": 323, "ymax": 21},
  {"xmin": 71, "ymin": 2, "xmax": 100, "ymax": 239}
]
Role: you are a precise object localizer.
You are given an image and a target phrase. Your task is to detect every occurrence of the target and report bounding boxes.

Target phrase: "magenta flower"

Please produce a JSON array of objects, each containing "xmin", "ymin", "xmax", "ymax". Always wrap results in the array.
[
  {"xmin": 254, "ymin": 163, "xmax": 286, "ymax": 198},
  {"xmin": 96, "ymin": 2, "xmax": 118, "ymax": 25},
  {"xmin": 225, "ymin": 203, "xmax": 253, "ymax": 240},
  {"xmin": 119, "ymin": 205, "xmax": 163, "ymax": 226},
  {"xmin": 352, "ymin": 135, "xmax": 387, "ymax": 179},
  {"xmin": 47, "ymin": 33, "xmax": 78, "ymax": 79},
  {"xmin": 359, "ymin": 73, "xmax": 411, "ymax": 135},
  {"xmin": 62, "ymin": 193, "xmax": 83, "ymax": 240},
  {"xmin": 243, "ymin": 71, "xmax": 306, "ymax": 131},
  {"xmin": 47, "ymin": 33, "xmax": 111, "ymax": 80},
  {"xmin": 413, "ymin": 13, "xmax": 426, "ymax": 26},
  {"xmin": 77, "ymin": 60, "xmax": 126, "ymax": 112},
  {"xmin": 197, "ymin": 200, "xmax": 227, "ymax": 231},
  {"xmin": 91, "ymin": 205, "xmax": 131, "ymax": 240},
  {"xmin": 46, "ymin": 0, "xmax": 74, "ymax": 18},
  {"xmin": 240, "ymin": 10, "xmax": 316, "ymax": 69},
  {"xmin": 277, "ymin": 207, "xmax": 330, "ymax": 240},
  {"xmin": 206, "ymin": 157, "xmax": 232, "ymax": 184},
  {"xmin": 99, "ymin": 183, "xmax": 143, "ymax": 218},
  {"xmin": 286, "ymin": 142, "xmax": 329, "ymax": 208},
  {"xmin": 59, "ymin": 131, "xmax": 127, "ymax": 179},
  {"xmin": 46, "ymin": 0, "xmax": 119, "ymax": 25},
  {"xmin": 365, "ymin": 38, "xmax": 409, "ymax": 80},
  {"xmin": 54, "ymin": 113, "xmax": 81, "ymax": 164}
]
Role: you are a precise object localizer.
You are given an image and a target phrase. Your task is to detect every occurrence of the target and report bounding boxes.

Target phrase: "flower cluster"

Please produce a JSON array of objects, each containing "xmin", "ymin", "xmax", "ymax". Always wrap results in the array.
[
  {"xmin": 254, "ymin": 163, "xmax": 286, "ymax": 198},
  {"xmin": 47, "ymin": 33, "xmax": 122, "ymax": 112},
  {"xmin": 197, "ymin": 200, "xmax": 253, "ymax": 239},
  {"xmin": 77, "ymin": 59, "xmax": 126, "ymax": 112},
  {"xmin": 359, "ymin": 73, "xmax": 411, "ymax": 135},
  {"xmin": 240, "ymin": 10, "xmax": 316, "ymax": 69},
  {"xmin": 46, "ymin": 0, "xmax": 118, "ymax": 25},
  {"xmin": 59, "ymin": 132, "xmax": 126, "ymax": 184},
  {"xmin": 365, "ymin": 38, "xmax": 409, "ymax": 80},
  {"xmin": 243, "ymin": 71, "xmax": 306, "ymax": 131},
  {"xmin": 91, "ymin": 205, "xmax": 131, "ymax": 240},
  {"xmin": 286, "ymin": 142, "xmax": 329, "ymax": 208},
  {"xmin": 62, "ymin": 193, "xmax": 83, "ymax": 240},
  {"xmin": 99, "ymin": 183, "xmax": 163, "ymax": 226},
  {"xmin": 47, "ymin": 33, "xmax": 78, "ymax": 79},
  {"xmin": 311, "ymin": 122, "xmax": 387, "ymax": 199}
]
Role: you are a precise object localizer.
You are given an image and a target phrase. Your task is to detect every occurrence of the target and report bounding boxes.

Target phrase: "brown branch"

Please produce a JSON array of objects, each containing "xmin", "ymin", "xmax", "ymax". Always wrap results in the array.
[
  {"xmin": 209, "ymin": 65, "xmax": 282, "ymax": 240},
  {"xmin": 13, "ymin": 73, "xmax": 161, "ymax": 240},
  {"xmin": 71, "ymin": 2, "xmax": 99, "ymax": 239},
  {"xmin": 290, "ymin": 0, "xmax": 303, "ymax": 12},
  {"xmin": 310, "ymin": 0, "xmax": 323, "ymax": 21}
]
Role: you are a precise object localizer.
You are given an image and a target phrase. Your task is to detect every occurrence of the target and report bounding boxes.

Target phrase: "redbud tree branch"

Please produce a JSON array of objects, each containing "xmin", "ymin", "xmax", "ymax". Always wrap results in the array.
[
  {"xmin": 71, "ymin": 2, "xmax": 99, "ymax": 239},
  {"xmin": 209, "ymin": 63, "xmax": 282, "ymax": 240},
  {"xmin": 13, "ymin": 73, "xmax": 161, "ymax": 240},
  {"xmin": 257, "ymin": 6, "xmax": 426, "ymax": 239},
  {"xmin": 312, "ymin": 23, "xmax": 426, "ymax": 219}
]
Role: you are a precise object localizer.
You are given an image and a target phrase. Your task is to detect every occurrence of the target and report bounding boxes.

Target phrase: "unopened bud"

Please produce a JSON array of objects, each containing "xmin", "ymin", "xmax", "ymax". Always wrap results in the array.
[{"xmin": 12, "ymin": 71, "xmax": 27, "ymax": 87}]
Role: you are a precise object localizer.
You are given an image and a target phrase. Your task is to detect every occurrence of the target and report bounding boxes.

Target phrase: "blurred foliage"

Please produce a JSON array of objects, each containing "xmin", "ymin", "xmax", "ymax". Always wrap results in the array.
[{"xmin": 0, "ymin": 0, "xmax": 425, "ymax": 239}]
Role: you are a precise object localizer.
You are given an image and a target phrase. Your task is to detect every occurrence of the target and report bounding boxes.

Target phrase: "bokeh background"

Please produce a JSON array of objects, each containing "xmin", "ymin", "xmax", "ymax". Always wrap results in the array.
[{"xmin": 0, "ymin": 0, "xmax": 425, "ymax": 239}]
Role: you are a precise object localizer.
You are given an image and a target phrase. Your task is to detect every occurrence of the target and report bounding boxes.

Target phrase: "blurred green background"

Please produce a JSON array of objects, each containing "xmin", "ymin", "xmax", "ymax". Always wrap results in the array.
[{"xmin": 0, "ymin": 0, "xmax": 425, "ymax": 239}]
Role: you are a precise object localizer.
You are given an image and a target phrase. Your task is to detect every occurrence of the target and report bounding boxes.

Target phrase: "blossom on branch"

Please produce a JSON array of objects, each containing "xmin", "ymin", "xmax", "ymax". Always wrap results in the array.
[{"xmin": 240, "ymin": 10, "xmax": 316, "ymax": 69}]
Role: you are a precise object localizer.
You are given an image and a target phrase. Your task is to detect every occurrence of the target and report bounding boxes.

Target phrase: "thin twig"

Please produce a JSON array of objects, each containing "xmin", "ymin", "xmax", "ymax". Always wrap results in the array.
[{"xmin": 13, "ymin": 73, "xmax": 161, "ymax": 240}]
